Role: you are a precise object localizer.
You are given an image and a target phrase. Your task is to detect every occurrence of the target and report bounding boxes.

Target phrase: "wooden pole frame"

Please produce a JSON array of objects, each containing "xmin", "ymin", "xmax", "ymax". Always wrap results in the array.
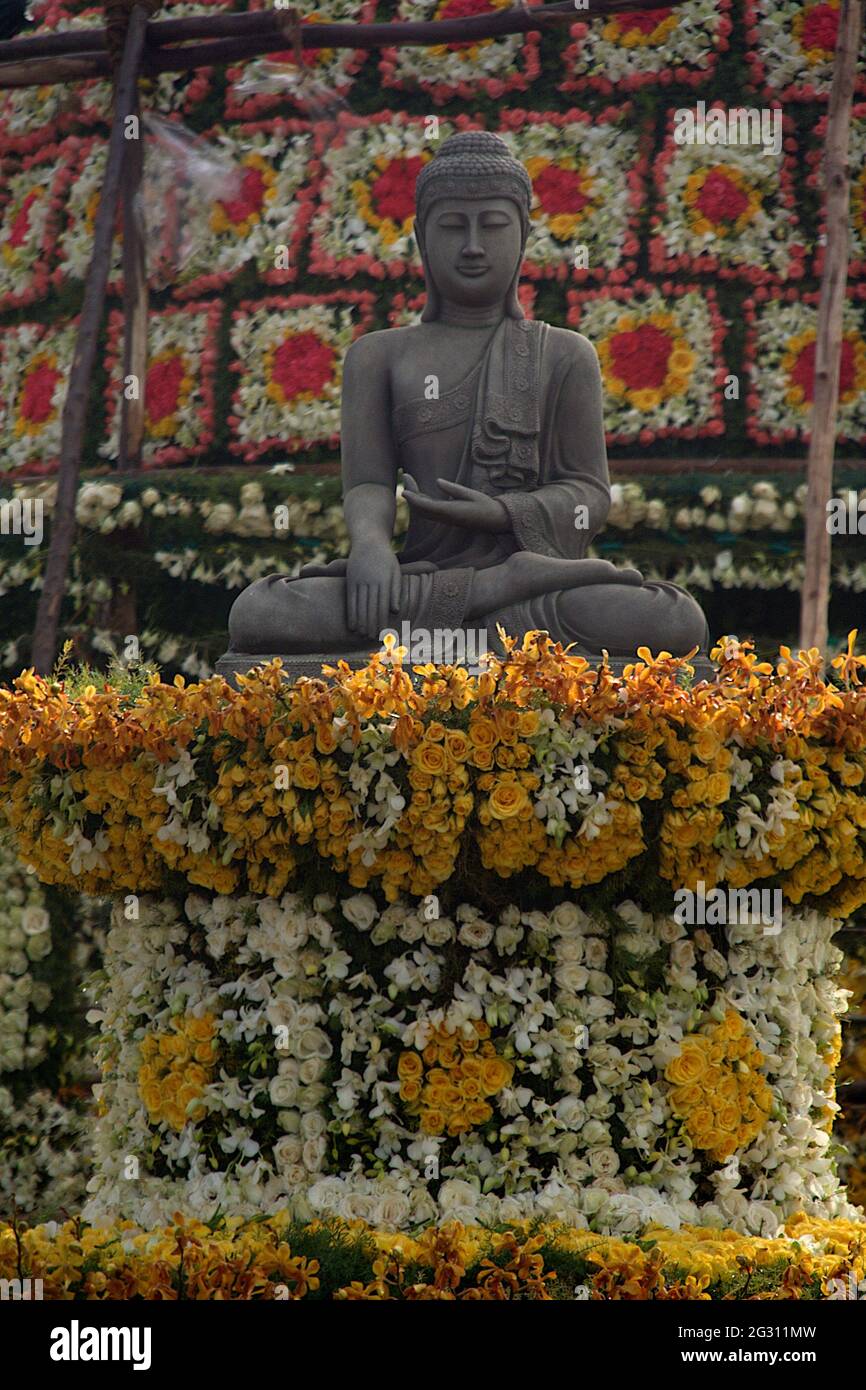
[
  {"xmin": 799, "ymin": 0, "xmax": 864, "ymax": 654},
  {"xmin": 29, "ymin": 5, "xmax": 150, "ymax": 674},
  {"xmin": 0, "ymin": 0, "xmax": 688, "ymax": 86}
]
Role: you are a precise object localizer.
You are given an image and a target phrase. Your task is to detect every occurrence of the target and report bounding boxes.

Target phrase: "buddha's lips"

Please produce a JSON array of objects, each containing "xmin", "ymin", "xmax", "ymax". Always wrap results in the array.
[{"xmin": 457, "ymin": 264, "xmax": 491, "ymax": 277}]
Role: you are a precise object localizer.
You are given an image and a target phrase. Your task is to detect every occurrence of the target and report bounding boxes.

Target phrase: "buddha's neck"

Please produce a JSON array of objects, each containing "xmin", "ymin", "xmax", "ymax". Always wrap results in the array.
[{"xmin": 437, "ymin": 301, "xmax": 505, "ymax": 328}]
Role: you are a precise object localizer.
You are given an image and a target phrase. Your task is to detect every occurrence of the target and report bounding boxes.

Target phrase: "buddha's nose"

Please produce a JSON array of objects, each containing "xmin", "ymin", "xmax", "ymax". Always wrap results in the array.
[{"xmin": 463, "ymin": 227, "xmax": 485, "ymax": 258}]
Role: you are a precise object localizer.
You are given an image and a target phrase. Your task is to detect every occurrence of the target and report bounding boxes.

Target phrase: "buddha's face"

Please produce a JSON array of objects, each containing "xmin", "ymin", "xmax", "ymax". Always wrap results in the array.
[{"xmin": 421, "ymin": 196, "xmax": 524, "ymax": 310}]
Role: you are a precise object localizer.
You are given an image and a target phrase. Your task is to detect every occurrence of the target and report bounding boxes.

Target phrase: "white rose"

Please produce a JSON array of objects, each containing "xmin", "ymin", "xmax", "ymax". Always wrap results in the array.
[
  {"xmin": 332, "ymin": 1193, "xmax": 370, "ymax": 1222},
  {"xmin": 586, "ymin": 970, "xmax": 612, "ymax": 996},
  {"xmin": 273, "ymin": 1136, "xmax": 303, "ymax": 1169},
  {"xmin": 98, "ymin": 484, "xmax": 122, "ymax": 510},
  {"xmin": 21, "ymin": 906, "xmax": 50, "ymax": 937},
  {"xmin": 425, "ymin": 918, "xmax": 455, "ymax": 946},
  {"xmin": 269, "ymin": 1074, "xmax": 298, "ymax": 1108},
  {"xmin": 589, "ymin": 1147, "xmax": 621, "ymax": 1179},
  {"xmin": 582, "ymin": 1119, "xmax": 609, "ymax": 1146},
  {"xmin": 298, "ymin": 1057, "xmax": 324, "ymax": 1086},
  {"xmin": 302, "ymin": 1136, "xmax": 327, "ymax": 1171},
  {"xmin": 703, "ymin": 949, "xmax": 728, "ymax": 978},
  {"xmin": 671, "ymin": 940, "xmax": 696, "ymax": 973},
  {"xmin": 584, "ymin": 938, "xmax": 607, "ymax": 968},
  {"xmin": 204, "ymin": 502, "xmax": 236, "ymax": 534},
  {"xmin": 300, "ymin": 1110, "xmax": 327, "ymax": 1140},
  {"xmin": 550, "ymin": 902, "xmax": 581, "ymax": 933},
  {"xmin": 437, "ymin": 1178, "xmax": 480, "ymax": 1214},
  {"xmin": 557, "ymin": 935, "xmax": 585, "ymax": 963},
  {"xmin": 555, "ymin": 962, "xmax": 589, "ymax": 993},
  {"xmin": 399, "ymin": 916, "xmax": 424, "ymax": 944},
  {"xmin": 659, "ymin": 918, "xmax": 686, "ymax": 943},
  {"xmin": 296, "ymin": 1028, "xmax": 332, "ymax": 1060},
  {"xmin": 342, "ymin": 894, "xmax": 378, "ymax": 932},
  {"xmin": 458, "ymin": 919, "xmax": 494, "ymax": 949},
  {"xmin": 372, "ymin": 1192, "xmax": 411, "ymax": 1229},
  {"xmin": 554, "ymin": 1095, "xmax": 587, "ymax": 1129},
  {"xmin": 494, "ymin": 923, "xmax": 523, "ymax": 955}
]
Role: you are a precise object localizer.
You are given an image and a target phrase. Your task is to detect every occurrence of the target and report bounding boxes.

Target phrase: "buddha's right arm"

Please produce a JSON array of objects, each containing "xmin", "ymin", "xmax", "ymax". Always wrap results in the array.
[
  {"xmin": 340, "ymin": 332, "xmax": 400, "ymax": 547},
  {"xmin": 343, "ymin": 482, "xmax": 396, "ymax": 549}
]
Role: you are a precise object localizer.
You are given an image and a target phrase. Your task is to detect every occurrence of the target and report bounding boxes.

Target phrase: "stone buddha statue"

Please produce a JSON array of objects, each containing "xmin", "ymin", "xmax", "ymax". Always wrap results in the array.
[{"xmin": 219, "ymin": 131, "xmax": 709, "ymax": 677}]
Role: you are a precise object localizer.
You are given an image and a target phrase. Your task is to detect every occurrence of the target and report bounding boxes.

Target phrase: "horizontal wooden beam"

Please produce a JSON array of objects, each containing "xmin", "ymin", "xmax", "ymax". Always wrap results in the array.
[
  {"xmin": 0, "ymin": 0, "xmax": 689, "ymax": 85},
  {"xmin": 0, "ymin": 50, "xmax": 111, "ymax": 86}
]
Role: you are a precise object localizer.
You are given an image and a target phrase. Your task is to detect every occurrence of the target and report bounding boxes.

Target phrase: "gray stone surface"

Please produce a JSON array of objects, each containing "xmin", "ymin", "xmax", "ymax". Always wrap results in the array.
[{"xmin": 216, "ymin": 131, "xmax": 710, "ymax": 675}]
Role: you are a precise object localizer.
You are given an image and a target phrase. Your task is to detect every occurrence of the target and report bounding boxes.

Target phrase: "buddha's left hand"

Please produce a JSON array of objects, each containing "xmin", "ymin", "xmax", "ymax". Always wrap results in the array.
[{"xmin": 403, "ymin": 475, "xmax": 509, "ymax": 534}]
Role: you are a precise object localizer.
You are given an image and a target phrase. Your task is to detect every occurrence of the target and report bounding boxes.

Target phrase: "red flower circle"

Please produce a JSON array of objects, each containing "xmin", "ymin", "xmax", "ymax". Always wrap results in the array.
[
  {"xmin": 616, "ymin": 7, "xmax": 674, "ymax": 35},
  {"xmin": 438, "ymin": 0, "xmax": 496, "ymax": 50},
  {"xmin": 271, "ymin": 332, "xmax": 335, "ymax": 400},
  {"xmin": 7, "ymin": 189, "xmax": 41, "ymax": 249},
  {"xmin": 146, "ymin": 355, "xmax": 186, "ymax": 424},
  {"xmin": 790, "ymin": 337, "xmax": 856, "ymax": 405},
  {"xmin": 609, "ymin": 324, "xmax": 673, "ymax": 391},
  {"xmin": 218, "ymin": 165, "xmax": 267, "ymax": 226},
  {"xmin": 533, "ymin": 164, "xmax": 591, "ymax": 217},
  {"xmin": 693, "ymin": 168, "xmax": 751, "ymax": 225},
  {"xmin": 799, "ymin": 2, "xmax": 839, "ymax": 55},
  {"xmin": 19, "ymin": 358, "xmax": 60, "ymax": 424},
  {"xmin": 369, "ymin": 156, "xmax": 426, "ymax": 226}
]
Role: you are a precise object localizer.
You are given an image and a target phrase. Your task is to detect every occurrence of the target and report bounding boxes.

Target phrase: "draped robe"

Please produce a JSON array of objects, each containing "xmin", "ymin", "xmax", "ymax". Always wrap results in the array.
[{"xmin": 227, "ymin": 318, "xmax": 708, "ymax": 659}]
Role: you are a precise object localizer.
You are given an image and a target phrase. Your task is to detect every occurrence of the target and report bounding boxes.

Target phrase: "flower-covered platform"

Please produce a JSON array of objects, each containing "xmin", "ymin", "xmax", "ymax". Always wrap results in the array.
[{"xmin": 1, "ymin": 635, "xmax": 865, "ymax": 1295}]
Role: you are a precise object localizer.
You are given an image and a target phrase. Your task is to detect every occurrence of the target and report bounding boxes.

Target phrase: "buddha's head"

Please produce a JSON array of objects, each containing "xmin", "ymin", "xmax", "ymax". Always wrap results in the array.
[{"xmin": 414, "ymin": 131, "xmax": 532, "ymax": 321}]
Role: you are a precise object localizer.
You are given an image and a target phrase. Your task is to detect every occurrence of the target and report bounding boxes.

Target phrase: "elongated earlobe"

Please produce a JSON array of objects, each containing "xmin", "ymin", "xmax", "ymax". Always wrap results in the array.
[{"xmin": 416, "ymin": 225, "xmax": 441, "ymax": 323}]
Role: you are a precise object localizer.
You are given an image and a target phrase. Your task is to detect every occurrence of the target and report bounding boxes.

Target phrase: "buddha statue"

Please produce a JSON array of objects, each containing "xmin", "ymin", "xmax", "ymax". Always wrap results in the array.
[{"xmin": 219, "ymin": 131, "xmax": 709, "ymax": 676}]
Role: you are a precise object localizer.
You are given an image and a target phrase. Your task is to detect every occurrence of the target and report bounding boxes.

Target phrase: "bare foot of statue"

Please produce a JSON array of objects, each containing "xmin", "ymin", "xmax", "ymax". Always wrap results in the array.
[{"xmin": 466, "ymin": 552, "xmax": 643, "ymax": 621}]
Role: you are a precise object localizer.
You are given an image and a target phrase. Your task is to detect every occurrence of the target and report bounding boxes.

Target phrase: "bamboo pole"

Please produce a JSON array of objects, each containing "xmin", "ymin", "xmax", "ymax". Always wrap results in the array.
[
  {"xmin": 29, "ymin": 5, "xmax": 150, "ymax": 675},
  {"xmin": 118, "ymin": 91, "xmax": 147, "ymax": 471},
  {"xmin": 0, "ymin": 0, "xmax": 690, "ymax": 85},
  {"xmin": 800, "ymin": 0, "xmax": 864, "ymax": 654},
  {"xmin": 0, "ymin": 52, "xmax": 110, "ymax": 85}
]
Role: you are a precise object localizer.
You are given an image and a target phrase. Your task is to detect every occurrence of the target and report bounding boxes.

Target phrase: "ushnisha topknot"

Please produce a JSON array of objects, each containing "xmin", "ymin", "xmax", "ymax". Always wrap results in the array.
[{"xmin": 415, "ymin": 131, "xmax": 533, "ymax": 229}]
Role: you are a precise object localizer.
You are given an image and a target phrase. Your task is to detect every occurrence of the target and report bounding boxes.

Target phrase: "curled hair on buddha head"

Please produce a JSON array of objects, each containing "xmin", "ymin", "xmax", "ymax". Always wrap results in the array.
[{"xmin": 414, "ymin": 131, "xmax": 532, "ymax": 323}]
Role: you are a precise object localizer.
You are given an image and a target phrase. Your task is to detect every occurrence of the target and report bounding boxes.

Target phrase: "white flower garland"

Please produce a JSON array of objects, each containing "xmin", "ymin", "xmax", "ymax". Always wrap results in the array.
[{"xmin": 82, "ymin": 890, "xmax": 858, "ymax": 1238}]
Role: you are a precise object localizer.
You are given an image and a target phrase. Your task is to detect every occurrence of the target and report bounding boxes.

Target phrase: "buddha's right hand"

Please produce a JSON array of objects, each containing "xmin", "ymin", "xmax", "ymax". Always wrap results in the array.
[{"xmin": 346, "ymin": 545, "xmax": 402, "ymax": 639}]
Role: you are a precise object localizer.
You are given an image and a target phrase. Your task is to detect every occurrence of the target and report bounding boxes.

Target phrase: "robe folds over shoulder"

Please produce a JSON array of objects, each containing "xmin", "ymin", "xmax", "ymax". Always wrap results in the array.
[{"xmin": 316, "ymin": 316, "xmax": 612, "ymax": 576}]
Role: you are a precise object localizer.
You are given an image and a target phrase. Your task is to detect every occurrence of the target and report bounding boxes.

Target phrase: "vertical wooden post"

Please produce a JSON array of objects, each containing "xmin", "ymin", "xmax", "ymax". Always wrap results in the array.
[
  {"xmin": 118, "ymin": 82, "xmax": 147, "ymax": 470},
  {"xmin": 29, "ymin": 4, "xmax": 149, "ymax": 674},
  {"xmin": 800, "ymin": 0, "xmax": 863, "ymax": 654}
]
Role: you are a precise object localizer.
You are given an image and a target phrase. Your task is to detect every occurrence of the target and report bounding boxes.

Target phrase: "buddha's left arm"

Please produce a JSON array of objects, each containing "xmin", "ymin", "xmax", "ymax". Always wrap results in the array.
[{"xmin": 499, "ymin": 332, "xmax": 611, "ymax": 561}]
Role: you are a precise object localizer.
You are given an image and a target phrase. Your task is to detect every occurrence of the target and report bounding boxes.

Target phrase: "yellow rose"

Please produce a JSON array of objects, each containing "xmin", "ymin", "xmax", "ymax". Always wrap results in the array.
[
  {"xmin": 294, "ymin": 759, "xmax": 321, "ymax": 790},
  {"xmin": 488, "ymin": 782, "xmax": 530, "ymax": 821},
  {"xmin": 420, "ymin": 1108, "xmax": 446, "ymax": 1136},
  {"xmin": 315, "ymin": 725, "xmax": 339, "ymax": 755},
  {"xmin": 413, "ymin": 741, "xmax": 449, "ymax": 776},
  {"xmin": 445, "ymin": 729, "xmax": 471, "ymax": 762},
  {"xmin": 693, "ymin": 728, "xmax": 722, "ymax": 763},
  {"xmin": 715, "ymin": 1102, "xmax": 740, "ymax": 1133},
  {"xmin": 469, "ymin": 717, "xmax": 498, "ymax": 752},
  {"xmin": 479, "ymin": 1056, "xmax": 512, "ymax": 1095},
  {"xmin": 400, "ymin": 1079, "xmax": 421, "ymax": 1104},
  {"xmin": 670, "ymin": 1084, "xmax": 702, "ymax": 1110},
  {"xmin": 398, "ymin": 1051, "xmax": 423, "ymax": 1081},
  {"xmin": 466, "ymin": 1101, "xmax": 493, "ymax": 1126},
  {"xmin": 703, "ymin": 772, "xmax": 731, "ymax": 805},
  {"xmin": 665, "ymin": 1042, "xmax": 708, "ymax": 1087}
]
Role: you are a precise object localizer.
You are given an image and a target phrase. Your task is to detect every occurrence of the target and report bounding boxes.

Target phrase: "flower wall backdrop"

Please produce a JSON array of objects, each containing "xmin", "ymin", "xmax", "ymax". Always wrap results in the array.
[{"xmin": 0, "ymin": 0, "xmax": 863, "ymax": 676}]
